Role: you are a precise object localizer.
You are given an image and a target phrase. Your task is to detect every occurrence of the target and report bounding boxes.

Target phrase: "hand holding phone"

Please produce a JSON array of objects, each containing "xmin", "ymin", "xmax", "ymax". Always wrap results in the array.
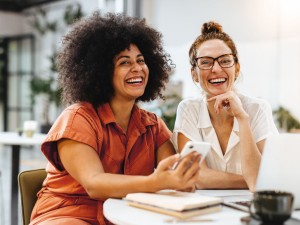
[{"xmin": 172, "ymin": 141, "xmax": 211, "ymax": 169}]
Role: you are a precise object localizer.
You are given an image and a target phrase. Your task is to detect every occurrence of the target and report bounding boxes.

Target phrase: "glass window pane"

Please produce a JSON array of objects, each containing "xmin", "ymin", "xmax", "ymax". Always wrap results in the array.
[
  {"xmin": 5, "ymin": 36, "xmax": 34, "ymax": 131},
  {"xmin": 8, "ymin": 74, "xmax": 18, "ymax": 107},
  {"xmin": 7, "ymin": 109, "xmax": 31, "ymax": 132},
  {"xmin": 8, "ymin": 41, "xmax": 18, "ymax": 73},
  {"xmin": 0, "ymin": 60, "xmax": 4, "ymax": 99},
  {"xmin": 20, "ymin": 111, "xmax": 31, "ymax": 127},
  {"xmin": 8, "ymin": 110, "xmax": 18, "ymax": 131},
  {"xmin": 21, "ymin": 38, "xmax": 32, "ymax": 73},
  {"xmin": 20, "ymin": 74, "xmax": 32, "ymax": 107}
]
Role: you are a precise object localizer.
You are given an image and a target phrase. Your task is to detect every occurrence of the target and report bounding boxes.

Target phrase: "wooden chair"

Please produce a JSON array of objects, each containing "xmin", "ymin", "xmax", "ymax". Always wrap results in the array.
[{"xmin": 18, "ymin": 169, "xmax": 47, "ymax": 225}]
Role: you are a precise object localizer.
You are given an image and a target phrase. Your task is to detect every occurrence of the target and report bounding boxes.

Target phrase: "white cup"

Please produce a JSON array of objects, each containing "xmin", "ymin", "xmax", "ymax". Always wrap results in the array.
[{"xmin": 23, "ymin": 120, "xmax": 38, "ymax": 138}]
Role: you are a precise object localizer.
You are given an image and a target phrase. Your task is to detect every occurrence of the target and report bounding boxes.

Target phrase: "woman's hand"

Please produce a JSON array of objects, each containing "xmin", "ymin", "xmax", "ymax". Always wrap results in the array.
[
  {"xmin": 152, "ymin": 152, "xmax": 201, "ymax": 191},
  {"xmin": 195, "ymin": 160, "xmax": 248, "ymax": 189},
  {"xmin": 194, "ymin": 160, "xmax": 211, "ymax": 189},
  {"xmin": 207, "ymin": 91, "xmax": 249, "ymax": 120}
]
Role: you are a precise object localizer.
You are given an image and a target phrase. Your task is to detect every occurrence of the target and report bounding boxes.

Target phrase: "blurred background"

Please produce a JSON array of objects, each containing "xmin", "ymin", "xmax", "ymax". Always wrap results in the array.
[
  {"xmin": 0, "ymin": 0, "xmax": 300, "ymax": 224},
  {"xmin": 1, "ymin": 0, "xmax": 300, "ymax": 134}
]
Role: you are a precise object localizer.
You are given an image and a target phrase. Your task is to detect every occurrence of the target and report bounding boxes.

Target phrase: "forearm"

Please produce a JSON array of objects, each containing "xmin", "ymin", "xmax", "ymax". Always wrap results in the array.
[
  {"xmin": 86, "ymin": 153, "xmax": 201, "ymax": 199},
  {"xmin": 59, "ymin": 140, "xmax": 199, "ymax": 200},
  {"xmin": 238, "ymin": 117, "xmax": 261, "ymax": 191},
  {"xmin": 86, "ymin": 172, "xmax": 161, "ymax": 199},
  {"xmin": 195, "ymin": 168, "xmax": 248, "ymax": 189}
]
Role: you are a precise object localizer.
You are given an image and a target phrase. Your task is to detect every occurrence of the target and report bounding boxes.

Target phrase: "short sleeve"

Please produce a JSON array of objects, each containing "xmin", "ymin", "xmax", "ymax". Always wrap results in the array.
[
  {"xmin": 41, "ymin": 105, "xmax": 101, "ymax": 171},
  {"xmin": 155, "ymin": 116, "xmax": 172, "ymax": 148},
  {"xmin": 172, "ymin": 100, "xmax": 203, "ymax": 150},
  {"xmin": 250, "ymin": 101, "xmax": 279, "ymax": 142}
]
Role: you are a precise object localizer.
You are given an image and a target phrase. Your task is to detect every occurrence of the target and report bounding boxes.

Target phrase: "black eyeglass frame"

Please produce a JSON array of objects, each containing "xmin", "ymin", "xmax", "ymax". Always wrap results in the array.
[{"xmin": 194, "ymin": 53, "xmax": 236, "ymax": 70}]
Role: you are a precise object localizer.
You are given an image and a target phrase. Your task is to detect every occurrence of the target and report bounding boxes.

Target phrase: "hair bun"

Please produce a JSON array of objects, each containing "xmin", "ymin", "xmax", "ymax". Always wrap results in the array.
[{"xmin": 201, "ymin": 21, "xmax": 223, "ymax": 35}]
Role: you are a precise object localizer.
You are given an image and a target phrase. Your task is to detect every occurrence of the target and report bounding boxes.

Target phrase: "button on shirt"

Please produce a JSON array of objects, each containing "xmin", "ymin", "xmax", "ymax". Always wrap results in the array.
[{"xmin": 172, "ymin": 93, "xmax": 278, "ymax": 175}]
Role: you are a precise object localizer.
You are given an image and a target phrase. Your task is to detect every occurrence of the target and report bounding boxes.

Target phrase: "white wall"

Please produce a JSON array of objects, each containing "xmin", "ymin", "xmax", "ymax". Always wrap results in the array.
[
  {"xmin": 142, "ymin": 0, "xmax": 300, "ymax": 120},
  {"xmin": 0, "ymin": 11, "xmax": 27, "ymax": 35}
]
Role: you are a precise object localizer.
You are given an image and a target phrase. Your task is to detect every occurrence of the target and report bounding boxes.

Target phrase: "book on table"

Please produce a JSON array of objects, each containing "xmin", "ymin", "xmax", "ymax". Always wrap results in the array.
[{"xmin": 123, "ymin": 190, "xmax": 223, "ymax": 219}]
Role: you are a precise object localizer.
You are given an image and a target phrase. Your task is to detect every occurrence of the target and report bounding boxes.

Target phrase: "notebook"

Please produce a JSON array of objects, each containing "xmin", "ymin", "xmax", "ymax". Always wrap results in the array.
[
  {"xmin": 123, "ymin": 190, "xmax": 223, "ymax": 219},
  {"xmin": 219, "ymin": 190, "xmax": 253, "ymax": 212},
  {"xmin": 223, "ymin": 199, "xmax": 251, "ymax": 212},
  {"xmin": 255, "ymin": 133, "xmax": 300, "ymax": 209}
]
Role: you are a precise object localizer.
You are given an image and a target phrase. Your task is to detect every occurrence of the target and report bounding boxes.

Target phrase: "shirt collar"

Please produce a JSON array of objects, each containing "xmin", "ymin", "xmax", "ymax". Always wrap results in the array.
[
  {"xmin": 97, "ymin": 103, "xmax": 157, "ymax": 132},
  {"xmin": 97, "ymin": 103, "xmax": 116, "ymax": 125},
  {"xmin": 197, "ymin": 98, "xmax": 213, "ymax": 128},
  {"xmin": 232, "ymin": 117, "xmax": 239, "ymax": 132}
]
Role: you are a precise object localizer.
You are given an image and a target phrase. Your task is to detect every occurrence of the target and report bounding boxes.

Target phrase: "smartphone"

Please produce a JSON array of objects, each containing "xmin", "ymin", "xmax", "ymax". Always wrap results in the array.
[{"xmin": 172, "ymin": 141, "xmax": 211, "ymax": 169}]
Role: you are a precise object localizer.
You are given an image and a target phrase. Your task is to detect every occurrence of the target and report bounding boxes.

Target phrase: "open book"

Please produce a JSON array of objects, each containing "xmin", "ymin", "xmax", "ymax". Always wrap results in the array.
[{"xmin": 123, "ymin": 190, "xmax": 223, "ymax": 219}]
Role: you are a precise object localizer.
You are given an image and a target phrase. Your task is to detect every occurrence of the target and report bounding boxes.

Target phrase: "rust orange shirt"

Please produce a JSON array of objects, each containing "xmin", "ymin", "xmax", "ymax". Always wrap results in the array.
[{"xmin": 30, "ymin": 102, "xmax": 172, "ymax": 225}]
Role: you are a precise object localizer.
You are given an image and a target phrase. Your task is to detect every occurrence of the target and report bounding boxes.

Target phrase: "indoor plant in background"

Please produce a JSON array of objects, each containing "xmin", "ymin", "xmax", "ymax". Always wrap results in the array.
[
  {"xmin": 159, "ymin": 80, "xmax": 183, "ymax": 130},
  {"xmin": 273, "ymin": 106, "xmax": 300, "ymax": 133},
  {"xmin": 158, "ymin": 91, "xmax": 182, "ymax": 131},
  {"xmin": 29, "ymin": 4, "xmax": 83, "ymax": 133},
  {"xmin": 143, "ymin": 80, "xmax": 182, "ymax": 131}
]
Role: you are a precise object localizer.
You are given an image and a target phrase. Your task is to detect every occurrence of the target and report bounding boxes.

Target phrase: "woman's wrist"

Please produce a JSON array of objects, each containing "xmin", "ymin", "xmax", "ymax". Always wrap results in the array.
[
  {"xmin": 236, "ymin": 111, "xmax": 249, "ymax": 122},
  {"xmin": 146, "ymin": 172, "xmax": 163, "ymax": 192}
]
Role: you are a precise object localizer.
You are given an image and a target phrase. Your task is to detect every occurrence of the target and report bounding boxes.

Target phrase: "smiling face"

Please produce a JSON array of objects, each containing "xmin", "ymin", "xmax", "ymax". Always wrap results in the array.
[
  {"xmin": 112, "ymin": 44, "xmax": 149, "ymax": 102},
  {"xmin": 192, "ymin": 39, "xmax": 240, "ymax": 98}
]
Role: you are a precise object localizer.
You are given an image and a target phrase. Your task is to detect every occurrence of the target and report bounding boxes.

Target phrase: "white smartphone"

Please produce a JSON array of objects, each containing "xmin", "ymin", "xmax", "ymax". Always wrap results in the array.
[{"xmin": 172, "ymin": 141, "xmax": 211, "ymax": 169}]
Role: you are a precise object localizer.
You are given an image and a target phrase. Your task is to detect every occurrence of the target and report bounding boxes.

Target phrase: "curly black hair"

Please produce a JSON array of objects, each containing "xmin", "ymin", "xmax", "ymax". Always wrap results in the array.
[{"xmin": 57, "ymin": 12, "xmax": 173, "ymax": 107}]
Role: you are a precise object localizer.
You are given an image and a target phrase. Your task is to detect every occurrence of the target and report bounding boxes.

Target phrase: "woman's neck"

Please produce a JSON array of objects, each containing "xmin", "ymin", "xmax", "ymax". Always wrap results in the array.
[
  {"xmin": 206, "ymin": 98, "xmax": 234, "ymax": 155},
  {"xmin": 109, "ymin": 99, "xmax": 135, "ymax": 132}
]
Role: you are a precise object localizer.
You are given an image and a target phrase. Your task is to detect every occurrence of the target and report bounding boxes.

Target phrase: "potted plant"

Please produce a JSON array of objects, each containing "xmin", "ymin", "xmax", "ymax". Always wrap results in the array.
[
  {"xmin": 158, "ymin": 92, "xmax": 182, "ymax": 130},
  {"xmin": 30, "ymin": 70, "xmax": 60, "ymax": 133},
  {"xmin": 144, "ymin": 80, "xmax": 182, "ymax": 130},
  {"xmin": 273, "ymin": 106, "xmax": 300, "ymax": 132}
]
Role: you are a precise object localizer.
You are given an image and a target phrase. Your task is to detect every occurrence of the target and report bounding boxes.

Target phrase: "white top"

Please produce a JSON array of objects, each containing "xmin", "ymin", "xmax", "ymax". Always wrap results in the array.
[{"xmin": 172, "ymin": 93, "xmax": 279, "ymax": 175}]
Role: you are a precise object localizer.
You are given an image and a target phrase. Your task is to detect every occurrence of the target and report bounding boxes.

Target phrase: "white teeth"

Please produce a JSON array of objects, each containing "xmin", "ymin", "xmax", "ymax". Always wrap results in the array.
[
  {"xmin": 209, "ymin": 78, "xmax": 226, "ymax": 83},
  {"xmin": 127, "ymin": 78, "xmax": 142, "ymax": 83}
]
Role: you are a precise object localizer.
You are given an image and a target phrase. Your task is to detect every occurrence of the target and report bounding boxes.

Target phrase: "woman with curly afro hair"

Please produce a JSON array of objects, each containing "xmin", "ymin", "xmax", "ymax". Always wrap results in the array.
[{"xmin": 29, "ymin": 12, "xmax": 201, "ymax": 225}]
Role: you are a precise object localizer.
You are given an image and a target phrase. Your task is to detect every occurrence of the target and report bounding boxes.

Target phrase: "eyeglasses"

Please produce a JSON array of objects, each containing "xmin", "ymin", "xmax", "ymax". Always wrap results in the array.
[{"xmin": 194, "ymin": 54, "xmax": 235, "ymax": 70}]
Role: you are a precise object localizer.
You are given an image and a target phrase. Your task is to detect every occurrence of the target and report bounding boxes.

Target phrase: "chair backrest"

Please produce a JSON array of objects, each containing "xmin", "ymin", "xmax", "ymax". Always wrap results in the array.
[{"xmin": 18, "ymin": 169, "xmax": 47, "ymax": 225}]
